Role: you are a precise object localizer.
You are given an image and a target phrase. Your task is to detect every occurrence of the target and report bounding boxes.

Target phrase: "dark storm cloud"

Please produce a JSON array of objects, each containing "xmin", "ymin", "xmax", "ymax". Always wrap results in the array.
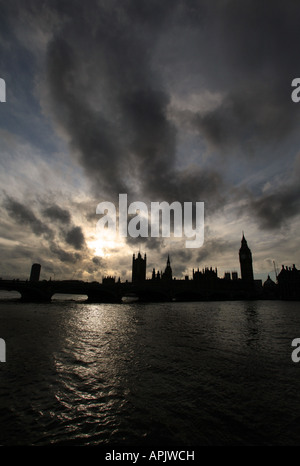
[
  {"xmin": 45, "ymin": 36, "xmax": 129, "ymax": 197},
  {"xmin": 42, "ymin": 0, "xmax": 300, "ymax": 219},
  {"xmin": 42, "ymin": 204, "xmax": 71, "ymax": 224},
  {"xmin": 125, "ymin": 234, "xmax": 165, "ymax": 251},
  {"xmin": 4, "ymin": 0, "xmax": 300, "ymax": 240},
  {"xmin": 171, "ymin": 249, "xmax": 193, "ymax": 263},
  {"xmin": 4, "ymin": 196, "xmax": 54, "ymax": 239},
  {"xmin": 247, "ymin": 184, "xmax": 300, "ymax": 231},
  {"xmin": 192, "ymin": 84, "xmax": 298, "ymax": 154},
  {"xmin": 3, "ymin": 196, "xmax": 86, "ymax": 266},
  {"xmin": 84, "ymin": 256, "xmax": 106, "ymax": 275},
  {"xmin": 42, "ymin": 0, "xmax": 227, "ymax": 207},
  {"xmin": 49, "ymin": 242, "xmax": 81, "ymax": 263},
  {"xmin": 65, "ymin": 226, "xmax": 86, "ymax": 250},
  {"xmin": 92, "ymin": 256, "xmax": 105, "ymax": 267},
  {"xmin": 168, "ymin": 249, "xmax": 194, "ymax": 278},
  {"xmin": 187, "ymin": 1, "xmax": 300, "ymax": 155},
  {"xmin": 196, "ymin": 236, "xmax": 236, "ymax": 265},
  {"xmin": 45, "ymin": 49, "xmax": 176, "ymax": 200},
  {"xmin": 120, "ymin": 88, "xmax": 177, "ymax": 192}
]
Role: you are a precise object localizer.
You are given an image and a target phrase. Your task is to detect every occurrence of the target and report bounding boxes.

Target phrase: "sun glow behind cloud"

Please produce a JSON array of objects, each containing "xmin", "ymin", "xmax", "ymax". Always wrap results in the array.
[{"xmin": 86, "ymin": 233, "xmax": 125, "ymax": 258}]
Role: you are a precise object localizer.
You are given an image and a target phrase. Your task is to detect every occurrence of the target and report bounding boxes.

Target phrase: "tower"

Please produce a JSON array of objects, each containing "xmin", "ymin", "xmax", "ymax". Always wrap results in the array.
[
  {"xmin": 239, "ymin": 234, "xmax": 254, "ymax": 283},
  {"xmin": 162, "ymin": 254, "xmax": 172, "ymax": 281},
  {"xmin": 132, "ymin": 252, "xmax": 146, "ymax": 284},
  {"xmin": 30, "ymin": 263, "xmax": 41, "ymax": 282}
]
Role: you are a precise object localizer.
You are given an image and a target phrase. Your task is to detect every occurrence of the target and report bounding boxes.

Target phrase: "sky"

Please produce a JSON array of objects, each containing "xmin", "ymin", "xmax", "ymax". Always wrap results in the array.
[{"xmin": 0, "ymin": 0, "xmax": 300, "ymax": 283}]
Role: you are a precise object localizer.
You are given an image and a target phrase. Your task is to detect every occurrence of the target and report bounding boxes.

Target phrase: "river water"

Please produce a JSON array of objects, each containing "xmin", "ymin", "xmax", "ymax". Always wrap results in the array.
[{"xmin": 0, "ymin": 293, "xmax": 300, "ymax": 446}]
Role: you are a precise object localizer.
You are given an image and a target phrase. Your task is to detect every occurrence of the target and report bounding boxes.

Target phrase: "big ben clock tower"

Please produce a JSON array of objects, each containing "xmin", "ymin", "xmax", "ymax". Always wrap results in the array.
[{"xmin": 239, "ymin": 234, "xmax": 254, "ymax": 283}]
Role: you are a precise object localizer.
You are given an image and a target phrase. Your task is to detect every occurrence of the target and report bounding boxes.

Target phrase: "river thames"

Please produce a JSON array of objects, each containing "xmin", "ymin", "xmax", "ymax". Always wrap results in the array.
[{"xmin": 0, "ymin": 294, "xmax": 300, "ymax": 446}]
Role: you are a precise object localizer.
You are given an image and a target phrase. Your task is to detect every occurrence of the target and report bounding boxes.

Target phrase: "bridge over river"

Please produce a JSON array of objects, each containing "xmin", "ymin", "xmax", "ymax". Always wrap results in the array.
[{"xmin": 0, "ymin": 278, "xmax": 249, "ymax": 303}]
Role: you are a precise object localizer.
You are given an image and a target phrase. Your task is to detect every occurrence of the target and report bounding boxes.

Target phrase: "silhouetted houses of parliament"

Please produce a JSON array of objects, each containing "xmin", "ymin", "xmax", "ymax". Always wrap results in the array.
[
  {"xmin": 192, "ymin": 266, "xmax": 219, "ymax": 294},
  {"xmin": 115, "ymin": 235, "xmax": 298, "ymax": 301},
  {"xmin": 128, "ymin": 234, "xmax": 300, "ymax": 300},
  {"xmin": 151, "ymin": 254, "xmax": 173, "ymax": 282},
  {"xmin": 132, "ymin": 252, "xmax": 146, "ymax": 284},
  {"xmin": 129, "ymin": 234, "xmax": 265, "ymax": 300},
  {"xmin": 277, "ymin": 264, "xmax": 300, "ymax": 300},
  {"xmin": 162, "ymin": 254, "xmax": 173, "ymax": 282}
]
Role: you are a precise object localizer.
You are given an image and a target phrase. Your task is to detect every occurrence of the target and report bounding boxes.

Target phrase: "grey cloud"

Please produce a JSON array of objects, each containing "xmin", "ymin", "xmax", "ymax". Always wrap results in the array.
[
  {"xmin": 43, "ymin": 0, "xmax": 227, "ymax": 209},
  {"xmin": 247, "ymin": 184, "xmax": 300, "ymax": 231},
  {"xmin": 50, "ymin": 242, "xmax": 81, "ymax": 263},
  {"xmin": 92, "ymin": 256, "xmax": 105, "ymax": 266},
  {"xmin": 2, "ymin": 197, "xmax": 87, "ymax": 269},
  {"xmin": 46, "ymin": 36, "xmax": 129, "ymax": 197},
  {"xmin": 4, "ymin": 196, "xmax": 54, "ymax": 239},
  {"xmin": 42, "ymin": 204, "xmax": 71, "ymax": 224},
  {"xmin": 125, "ymin": 235, "xmax": 165, "ymax": 251},
  {"xmin": 171, "ymin": 249, "xmax": 193, "ymax": 263},
  {"xmin": 85, "ymin": 256, "xmax": 106, "ymax": 275},
  {"xmin": 192, "ymin": 86, "xmax": 298, "ymax": 154},
  {"xmin": 65, "ymin": 226, "xmax": 86, "ymax": 250},
  {"xmin": 196, "ymin": 237, "xmax": 236, "ymax": 265},
  {"xmin": 167, "ymin": 249, "xmax": 194, "ymax": 278}
]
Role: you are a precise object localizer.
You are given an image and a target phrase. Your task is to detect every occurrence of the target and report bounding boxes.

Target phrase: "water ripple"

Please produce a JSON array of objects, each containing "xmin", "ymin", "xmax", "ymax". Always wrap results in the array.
[{"xmin": 1, "ymin": 300, "xmax": 300, "ymax": 445}]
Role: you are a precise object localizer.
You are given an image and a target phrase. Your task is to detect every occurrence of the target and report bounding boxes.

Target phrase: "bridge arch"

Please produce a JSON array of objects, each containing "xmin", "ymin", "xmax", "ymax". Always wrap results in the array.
[{"xmin": 0, "ymin": 289, "xmax": 21, "ymax": 300}]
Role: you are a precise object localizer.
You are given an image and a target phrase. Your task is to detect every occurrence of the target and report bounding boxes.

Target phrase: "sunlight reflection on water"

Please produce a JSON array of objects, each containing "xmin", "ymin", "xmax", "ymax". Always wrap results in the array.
[{"xmin": 0, "ymin": 299, "xmax": 300, "ymax": 445}]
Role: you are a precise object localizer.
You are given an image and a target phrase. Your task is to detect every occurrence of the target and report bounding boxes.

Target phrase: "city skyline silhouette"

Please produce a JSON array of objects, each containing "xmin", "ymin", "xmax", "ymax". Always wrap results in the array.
[{"xmin": 1, "ymin": 233, "xmax": 299, "ymax": 302}]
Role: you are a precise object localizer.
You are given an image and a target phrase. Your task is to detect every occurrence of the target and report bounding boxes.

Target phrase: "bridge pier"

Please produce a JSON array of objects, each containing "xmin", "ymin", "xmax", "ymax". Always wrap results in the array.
[{"xmin": 20, "ymin": 285, "xmax": 54, "ymax": 303}]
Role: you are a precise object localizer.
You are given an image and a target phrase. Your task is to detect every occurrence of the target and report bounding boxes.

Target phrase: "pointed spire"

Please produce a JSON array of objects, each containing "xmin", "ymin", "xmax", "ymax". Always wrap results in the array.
[{"xmin": 241, "ymin": 232, "xmax": 247, "ymax": 246}]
